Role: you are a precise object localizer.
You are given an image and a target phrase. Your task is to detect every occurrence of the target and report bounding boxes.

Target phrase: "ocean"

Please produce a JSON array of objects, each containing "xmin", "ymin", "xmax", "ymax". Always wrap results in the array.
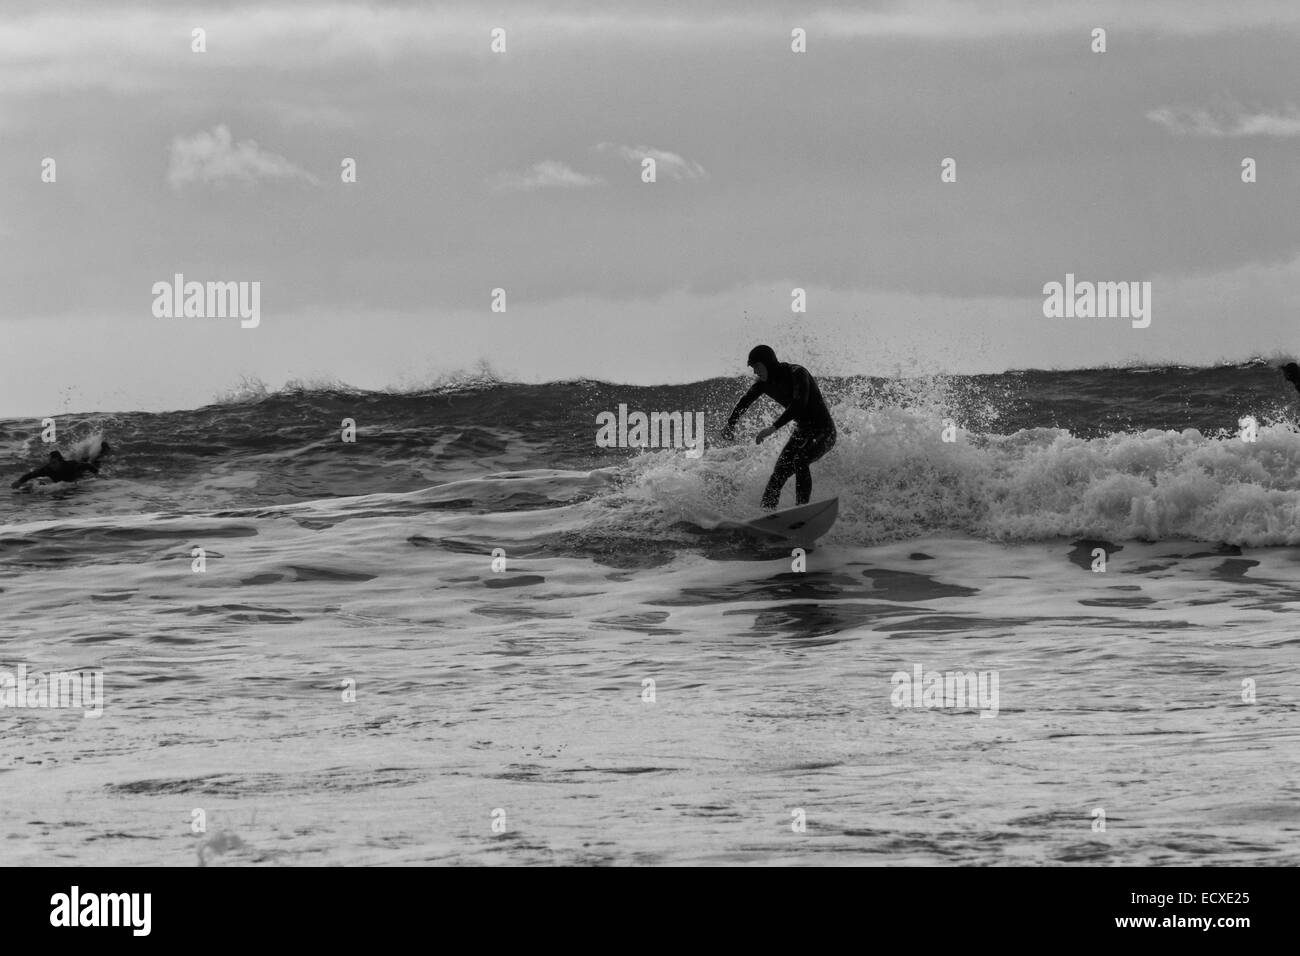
[{"xmin": 2, "ymin": 362, "xmax": 1299, "ymax": 865}]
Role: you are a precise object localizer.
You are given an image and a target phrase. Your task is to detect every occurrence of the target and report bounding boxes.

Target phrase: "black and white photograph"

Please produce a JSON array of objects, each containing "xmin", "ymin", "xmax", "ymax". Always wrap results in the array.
[{"xmin": 0, "ymin": 0, "xmax": 1293, "ymax": 916}]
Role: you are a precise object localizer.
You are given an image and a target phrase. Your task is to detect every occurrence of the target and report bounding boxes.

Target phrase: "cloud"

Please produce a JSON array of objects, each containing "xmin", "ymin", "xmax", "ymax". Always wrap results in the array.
[
  {"xmin": 488, "ymin": 160, "xmax": 605, "ymax": 191},
  {"xmin": 596, "ymin": 143, "xmax": 707, "ymax": 181},
  {"xmin": 802, "ymin": 0, "xmax": 1300, "ymax": 39},
  {"xmin": 6, "ymin": 2, "xmax": 1300, "ymax": 96},
  {"xmin": 1146, "ymin": 106, "xmax": 1300, "ymax": 137},
  {"xmin": 166, "ymin": 125, "xmax": 320, "ymax": 188}
]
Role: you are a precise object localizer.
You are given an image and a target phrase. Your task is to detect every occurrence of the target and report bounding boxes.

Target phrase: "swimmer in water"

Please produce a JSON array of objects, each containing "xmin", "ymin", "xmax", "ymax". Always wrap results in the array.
[
  {"xmin": 11, "ymin": 443, "xmax": 111, "ymax": 489},
  {"xmin": 1282, "ymin": 362, "xmax": 1300, "ymax": 398}
]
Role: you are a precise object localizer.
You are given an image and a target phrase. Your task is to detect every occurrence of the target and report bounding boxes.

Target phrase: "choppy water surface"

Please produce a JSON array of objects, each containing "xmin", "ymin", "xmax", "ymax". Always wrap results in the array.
[{"xmin": 3, "ymin": 366, "xmax": 1299, "ymax": 864}]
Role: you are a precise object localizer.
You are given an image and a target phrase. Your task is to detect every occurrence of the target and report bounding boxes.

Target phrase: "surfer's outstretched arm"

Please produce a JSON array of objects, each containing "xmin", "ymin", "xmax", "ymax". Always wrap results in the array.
[
  {"xmin": 11, "ymin": 466, "xmax": 50, "ymax": 488},
  {"xmin": 721, "ymin": 382, "xmax": 764, "ymax": 440}
]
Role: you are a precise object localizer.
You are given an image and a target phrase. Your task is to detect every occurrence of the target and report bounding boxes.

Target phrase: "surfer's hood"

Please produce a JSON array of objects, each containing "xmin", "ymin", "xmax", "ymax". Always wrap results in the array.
[{"xmin": 747, "ymin": 345, "xmax": 780, "ymax": 371}]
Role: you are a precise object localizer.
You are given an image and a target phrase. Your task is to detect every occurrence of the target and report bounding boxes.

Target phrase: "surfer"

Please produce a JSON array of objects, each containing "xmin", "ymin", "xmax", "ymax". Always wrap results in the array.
[
  {"xmin": 11, "ymin": 443, "xmax": 111, "ymax": 489},
  {"xmin": 721, "ymin": 345, "xmax": 836, "ymax": 509},
  {"xmin": 1283, "ymin": 362, "xmax": 1300, "ymax": 397}
]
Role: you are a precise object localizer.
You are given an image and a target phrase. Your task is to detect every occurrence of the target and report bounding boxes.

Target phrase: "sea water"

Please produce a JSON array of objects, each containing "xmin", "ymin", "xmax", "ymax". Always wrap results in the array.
[{"xmin": 2, "ymin": 365, "xmax": 1298, "ymax": 865}]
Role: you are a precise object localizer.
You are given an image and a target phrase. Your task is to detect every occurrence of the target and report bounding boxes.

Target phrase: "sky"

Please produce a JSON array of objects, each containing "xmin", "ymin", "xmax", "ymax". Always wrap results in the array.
[{"xmin": 3, "ymin": 0, "xmax": 1300, "ymax": 415}]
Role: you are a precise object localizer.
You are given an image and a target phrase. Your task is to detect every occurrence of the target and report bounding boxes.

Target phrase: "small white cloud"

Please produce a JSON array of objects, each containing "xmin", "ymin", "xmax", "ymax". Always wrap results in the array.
[
  {"xmin": 1147, "ymin": 106, "xmax": 1300, "ymax": 137},
  {"xmin": 489, "ymin": 160, "xmax": 605, "ymax": 191},
  {"xmin": 596, "ymin": 142, "xmax": 708, "ymax": 180},
  {"xmin": 167, "ymin": 124, "xmax": 320, "ymax": 189}
]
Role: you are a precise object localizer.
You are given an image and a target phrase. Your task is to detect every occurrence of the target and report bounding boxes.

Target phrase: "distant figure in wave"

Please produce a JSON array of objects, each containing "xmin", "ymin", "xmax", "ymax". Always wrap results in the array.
[
  {"xmin": 1283, "ymin": 362, "xmax": 1300, "ymax": 398},
  {"xmin": 721, "ymin": 345, "xmax": 836, "ymax": 509},
  {"xmin": 11, "ymin": 443, "xmax": 111, "ymax": 489}
]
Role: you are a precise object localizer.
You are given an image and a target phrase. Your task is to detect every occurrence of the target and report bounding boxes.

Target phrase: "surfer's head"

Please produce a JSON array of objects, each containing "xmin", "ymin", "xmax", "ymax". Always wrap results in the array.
[
  {"xmin": 747, "ymin": 344, "xmax": 779, "ymax": 382},
  {"xmin": 1283, "ymin": 362, "xmax": 1300, "ymax": 384},
  {"xmin": 48, "ymin": 450, "xmax": 64, "ymax": 463}
]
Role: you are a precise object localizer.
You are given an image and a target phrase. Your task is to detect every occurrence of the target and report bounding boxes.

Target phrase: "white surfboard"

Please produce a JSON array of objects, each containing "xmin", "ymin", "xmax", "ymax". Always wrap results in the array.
[{"xmin": 719, "ymin": 497, "xmax": 839, "ymax": 545}]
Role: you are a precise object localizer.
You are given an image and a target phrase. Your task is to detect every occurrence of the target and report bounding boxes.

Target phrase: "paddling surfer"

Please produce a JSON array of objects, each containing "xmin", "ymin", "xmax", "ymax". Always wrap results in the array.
[
  {"xmin": 11, "ymin": 443, "xmax": 111, "ymax": 489},
  {"xmin": 1283, "ymin": 362, "xmax": 1300, "ymax": 398}
]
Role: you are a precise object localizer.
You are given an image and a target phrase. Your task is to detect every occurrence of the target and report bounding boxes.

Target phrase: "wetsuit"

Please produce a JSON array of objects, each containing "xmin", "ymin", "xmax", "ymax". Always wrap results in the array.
[
  {"xmin": 11, "ymin": 453, "xmax": 101, "ymax": 488},
  {"xmin": 1284, "ymin": 363, "xmax": 1300, "ymax": 398},
  {"xmin": 724, "ymin": 347, "xmax": 836, "ymax": 509}
]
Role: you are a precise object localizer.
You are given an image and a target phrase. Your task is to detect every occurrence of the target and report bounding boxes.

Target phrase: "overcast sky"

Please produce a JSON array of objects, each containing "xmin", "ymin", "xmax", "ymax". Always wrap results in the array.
[{"xmin": 4, "ymin": 0, "xmax": 1300, "ymax": 415}]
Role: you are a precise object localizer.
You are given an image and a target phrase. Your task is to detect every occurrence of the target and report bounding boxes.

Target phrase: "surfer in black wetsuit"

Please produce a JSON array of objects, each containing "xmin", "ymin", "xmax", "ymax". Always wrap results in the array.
[
  {"xmin": 11, "ymin": 444, "xmax": 111, "ymax": 489},
  {"xmin": 721, "ymin": 345, "xmax": 836, "ymax": 509},
  {"xmin": 1283, "ymin": 362, "xmax": 1300, "ymax": 397}
]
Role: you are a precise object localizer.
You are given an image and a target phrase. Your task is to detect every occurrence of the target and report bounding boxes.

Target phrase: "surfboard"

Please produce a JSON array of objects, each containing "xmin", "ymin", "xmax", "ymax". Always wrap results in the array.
[{"xmin": 717, "ymin": 497, "xmax": 839, "ymax": 545}]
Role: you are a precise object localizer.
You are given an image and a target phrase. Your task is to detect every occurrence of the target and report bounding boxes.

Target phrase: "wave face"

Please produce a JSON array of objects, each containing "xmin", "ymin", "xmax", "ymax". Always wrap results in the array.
[{"xmin": 4, "ymin": 362, "xmax": 1299, "ymax": 546}]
